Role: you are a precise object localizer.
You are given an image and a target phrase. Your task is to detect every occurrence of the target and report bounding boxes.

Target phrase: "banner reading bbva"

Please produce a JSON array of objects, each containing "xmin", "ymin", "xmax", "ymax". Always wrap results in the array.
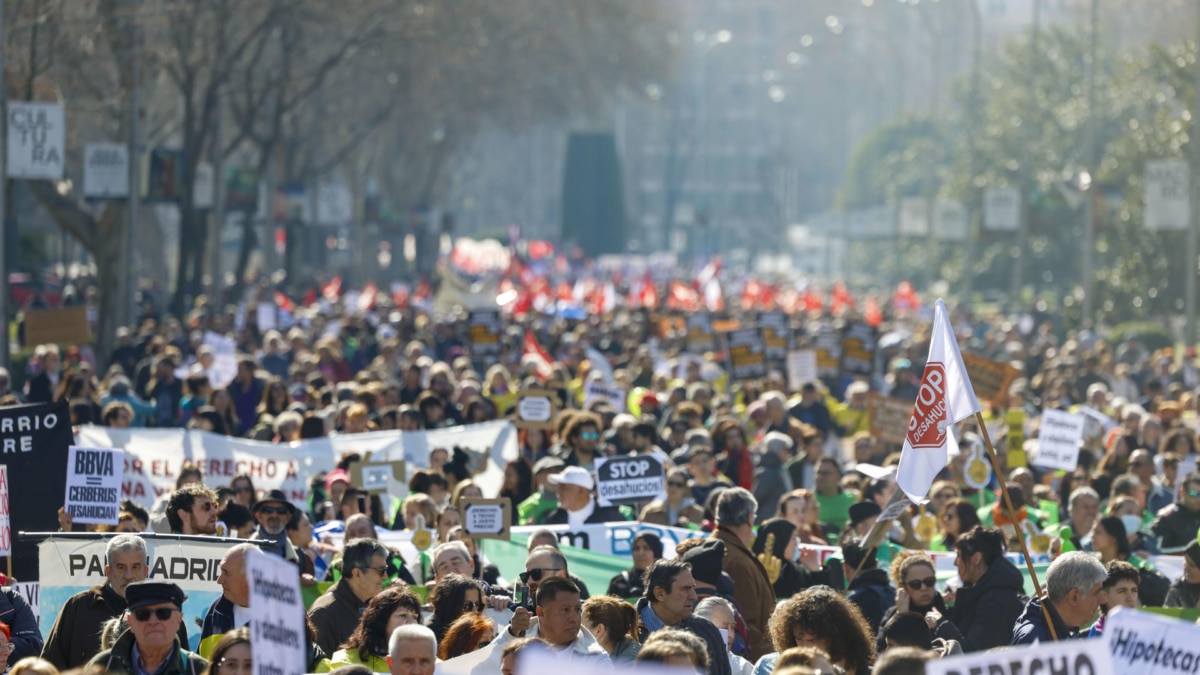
[
  {"xmin": 76, "ymin": 420, "xmax": 516, "ymax": 509},
  {"xmin": 39, "ymin": 536, "xmax": 231, "ymax": 651}
]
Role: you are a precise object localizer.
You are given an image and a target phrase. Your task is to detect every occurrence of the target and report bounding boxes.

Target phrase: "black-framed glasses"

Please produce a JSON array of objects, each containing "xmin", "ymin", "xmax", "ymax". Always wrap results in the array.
[
  {"xmin": 132, "ymin": 607, "xmax": 178, "ymax": 622},
  {"xmin": 520, "ymin": 567, "xmax": 562, "ymax": 583},
  {"xmin": 362, "ymin": 566, "xmax": 388, "ymax": 577},
  {"xmin": 905, "ymin": 577, "xmax": 937, "ymax": 591}
]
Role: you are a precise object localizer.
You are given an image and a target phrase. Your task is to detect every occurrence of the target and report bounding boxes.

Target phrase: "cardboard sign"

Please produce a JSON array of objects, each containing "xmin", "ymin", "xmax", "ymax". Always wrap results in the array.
[
  {"xmin": 840, "ymin": 321, "xmax": 877, "ymax": 377},
  {"xmin": 467, "ymin": 309, "xmax": 503, "ymax": 357},
  {"xmin": 583, "ymin": 381, "xmax": 627, "ymax": 414},
  {"xmin": 515, "ymin": 389, "xmax": 557, "ymax": 430},
  {"xmin": 962, "ymin": 353, "xmax": 1018, "ymax": 403},
  {"xmin": 64, "ymin": 446, "xmax": 124, "ymax": 525},
  {"xmin": 1033, "ymin": 409, "xmax": 1085, "ymax": 472},
  {"xmin": 868, "ymin": 394, "xmax": 914, "ymax": 445},
  {"xmin": 22, "ymin": 306, "xmax": 90, "ymax": 347},
  {"xmin": 928, "ymin": 631, "xmax": 1113, "ymax": 675},
  {"xmin": 0, "ymin": 466, "xmax": 9, "ymax": 557},
  {"xmin": 1104, "ymin": 607, "xmax": 1200, "ymax": 675},
  {"xmin": 202, "ymin": 331, "xmax": 238, "ymax": 388},
  {"xmin": 787, "ymin": 350, "xmax": 818, "ymax": 391},
  {"xmin": 814, "ymin": 323, "xmax": 842, "ymax": 378},
  {"xmin": 461, "ymin": 498, "xmax": 512, "ymax": 540},
  {"xmin": 725, "ymin": 328, "xmax": 767, "ymax": 381},
  {"xmin": 247, "ymin": 548, "xmax": 306, "ymax": 675},
  {"xmin": 595, "ymin": 455, "xmax": 666, "ymax": 507},
  {"xmin": 685, "ymin": 313, "xmax": 715, "ymax": 353},
  {"xmin": 348, "ymin": 460, "xmax": 406, "ymax": 495},
  {"xmin": 758, "ymin": 311, "xmax": 790, "ymax": 361}
]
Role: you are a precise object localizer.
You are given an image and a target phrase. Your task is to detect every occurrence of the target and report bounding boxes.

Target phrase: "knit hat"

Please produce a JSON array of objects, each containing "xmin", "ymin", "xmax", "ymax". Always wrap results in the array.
[
  {"xmin": 1186, "ymin": 540, "xmax": 1200, "ymax": 569},
  {"xmin": 681, "ymin": 539, "xmax": 725, "ymax": 586}
]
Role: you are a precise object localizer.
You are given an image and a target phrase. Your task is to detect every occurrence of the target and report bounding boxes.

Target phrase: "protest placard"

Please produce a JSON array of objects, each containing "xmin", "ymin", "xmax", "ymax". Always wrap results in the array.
[
  {"xmin": 467, "ymin": 309, "xmax": 503, "ymax": 357},
  {"xmin": 787, "ymin": 350, "xmax": 818, "ymax": 391},
  {"xmin": 840, "ymin": 321, "xmax": 878, "ymax": 377},
  {"xmin": 927, "ymin": 631, "xmax": 1113, "ymax": 675},
  {"xmin": 724, "ymin": 328, "xmax": 767, "ymax": 381},
  {"xmin": 22, "ymin": 306, "xmax": 90, "ymax": 347},
  {"xmin": 256, "ymin": 303, "xmax": 277, "ymax": 332},
  {"xmin": 814, "ymin": 323, "xmax": 842, "ymax": 378},
  {"xmin": 685, "ymin": 313, "xmax": 715, "ymax": 353},
  {"xmin": 868, "ymin": 394, "xmax": 914, "ymax": 445},
  {"xmin": 583, "ymin": 381, "xmax": 627, "ymax": 414},
  {"xmin": 962, "ymin": 353, "xmax": 1018, "ymax": 403},
  {"xmin": 248, "ymin": 548, "xmax": 306, "ymax": 675},
  {"xmin": 595, "ymin": 455, "xmax": 665, "ymax": 507},
  {"xmin": 515, "ymin": 390, "xmax": 557, "ymax": 430},
  {"xmin": 0, "ymin": 467, "xmax": 9, "ymax": 557},
  {"xmin": 348, "ymin": 460, "xmax": 406, "ymax": 496},
  {"xmin": 461, "ymin": 498, "xmax": 511, "ymax": 540},
  {"xmin": 759, "ymin": 311, "xmax": 790, "ymax": 361},
  {"xmin": 1104, "ymin": 607, "xmax": 1200, "ymax": 675},
  {"xmin": 64, "ymin": 446, "xmax": 123, "ymax": 525},
  {"xmin": 1034, "ymin": 409, "xmax": 1085, "ymax": 472},
  {"xmin": 203, "ymin": 331, "xmax": 238, "ymax": 388},
  {"xmin": 2, "ymin": 401, "xmax": 71, "ymax": 579}
]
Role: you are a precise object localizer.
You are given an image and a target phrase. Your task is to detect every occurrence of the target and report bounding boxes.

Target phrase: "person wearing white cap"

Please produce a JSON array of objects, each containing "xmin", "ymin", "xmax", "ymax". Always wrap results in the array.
[{"xmin": 544, "ymin": 467, "xmax": 627, "ymax": 528}]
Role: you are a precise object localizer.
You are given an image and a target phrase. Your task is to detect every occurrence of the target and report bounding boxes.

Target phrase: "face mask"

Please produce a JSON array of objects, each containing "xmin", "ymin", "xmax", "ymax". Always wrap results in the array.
[
  {"xmin": 1120, "ymin": 514, "xmax": 1141, "ymax": 538},
  {"xmin": 718, "ymin": 628, "xmax": 730, "ymax": 648}
]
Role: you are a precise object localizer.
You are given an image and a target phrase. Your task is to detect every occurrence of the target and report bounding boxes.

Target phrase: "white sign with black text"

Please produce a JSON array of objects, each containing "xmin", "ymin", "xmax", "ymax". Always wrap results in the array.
[
  {"xmin": 1145, "ymin": 160, "xmax": 1190, "ymax": 231},
  {"xmin": 928, "ymin": 633, "xmax": 1113, "ymax": 675},
  {"xmin": 595, "ymin": 455, "xmax": 665, "ymax": 507},
  {"xmin": 583, "ymin": 381, "xmax": 627, "ymax": 414},
  {"xmin": 1104, "ymin": 607, "xmax": 1200, "ymax": 675},
  {"xmin": 7, "ymin": 103, "xmax": 65, "ymax": 180},
  {"xmin": 64, "ymin": 446, "xmax": 124, "ymax": 525},
  {"xmin": 83, "ymin": 144, "xmax": 130, "ymax": 199},
  {"xmin": 247, "ymin": 548, "xmax": 305, "ymax": 675},
  {"xmin": 1032, "ymin": 409, "xmax": 1085, "ymax": 472}
]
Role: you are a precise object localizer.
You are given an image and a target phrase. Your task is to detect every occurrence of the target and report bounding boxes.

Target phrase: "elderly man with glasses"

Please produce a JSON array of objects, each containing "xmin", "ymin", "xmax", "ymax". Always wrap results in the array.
[
  {"xmin": 309, "ymin": 538, "xmax": 392, "ymax": 656},
  {"xmin": 249, "ymin": 489, "xmax": 301, "ymax": 565},
  {"xmin": 88, "ymin": 581, "xmax": 208, "ymax": 674}
]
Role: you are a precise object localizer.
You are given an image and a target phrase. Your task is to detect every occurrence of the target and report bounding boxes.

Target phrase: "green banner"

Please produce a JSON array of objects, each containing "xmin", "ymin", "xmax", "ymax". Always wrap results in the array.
[{"xmin": 481, "ymin": 533, "xmax": 628, "ymax": 599}]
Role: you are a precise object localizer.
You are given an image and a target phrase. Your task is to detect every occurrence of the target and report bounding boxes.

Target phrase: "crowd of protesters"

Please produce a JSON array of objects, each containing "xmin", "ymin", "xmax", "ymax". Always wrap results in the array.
[{"xmin": 4, "ymin": 279, "xmax": 1200, "ymax": 674}]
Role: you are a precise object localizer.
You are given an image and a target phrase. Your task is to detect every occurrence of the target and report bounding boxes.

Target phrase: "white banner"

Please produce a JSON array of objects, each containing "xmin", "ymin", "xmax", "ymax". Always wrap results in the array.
[
  {"xmin": 583, "ymin": 381, "xmax": 626, "ymax": 414},
  {"xmin": 984, "ymin": 187, "xmax": 1021, "ymax": 231},
  {"xmin": 1104, "ymin": 607, "xmax": 1200, "ymax": 674},
  {"xmin": 510, "ymin": 522, "xmax": 704, "ymax": 558},
  {"xmin": 7, "ymin": 103, "xmax": 65, "ymax": 180},
  {"xmin": 247, "ymin": 549, "xmax": 305, "ymax": 675},
  {"xmin": 65, "ymin": 446, "xmax": 124, "ymax": 525},
  {"xmin": 787, "ymin": 349, "xmax": 818, "ymax": 391},
  {"xmin": 1033, "ymin": 409, "xmax": 1085, "ymax": 472},
  {"xmin": 39, "ymin": 536, "xmax": 231, "ymax": 651},
  {"xmin": 202, "ymin": 332, "xmax": 238, "ymax": 388},
  {"xmin": 83, "ymin": 143, "xmax": 129, "ymax": 199},
  {"xmin": 75, "ymin": 420, "xmax": 517, "ymax": 510},
  {"xmin": 928, "ymin": 633, "xmax": 1113, "ymax": 675},
  {"xmin": 1145, "ymin": 160, "xmax": 1190, "ymax": 231}
]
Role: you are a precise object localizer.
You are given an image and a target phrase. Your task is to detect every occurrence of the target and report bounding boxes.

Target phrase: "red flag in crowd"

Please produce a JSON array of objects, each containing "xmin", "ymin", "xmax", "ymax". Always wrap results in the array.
[
  {"xmin": 667, "ymin": 280, "xmax": 701, "ymax": 311},
  {"xmin": 641, "ymin": 273, "xmax": 659, "ymax": 309},
  {"xmin": 322, "ymin": 275, "xmax": 342, "ymax": 302},
  {"xmin": 391, "ymin": 283, "xmax": 410, "ymax": 309},
  {"xmin": 893, "ymin": 280, "xmax": 920, "ymax": 311},
  {"xmin": 865, "ymin": 295, "xmax": 883, "ymax": 326},
  {"xmin": 523, "ymin": 329, "xmax": 556, "ymax": 380},
  {"xmin": 272, "ymin": 291, "xmax": 294, "ymax": 313},
  {"xmin": 528, "ymin": 240, "xmax": 555, "ymax": 260},
  {"xmin": 831, "ymin": 282, "xmax": 855, "ymax": 315},
  {"xmin": 802, "ymin": 287, "xmax": 824, "ymax": 314},
  {"xmin": 741, "ymin": 278, "xmax": 763, "ymax": 311},
  {"xmin": 413, "ymin": 278, "xmax": 432, "ymax": 303},
  {"xmin": 358, "ymin": 282, "xmax": 379, "ymax": 313}
]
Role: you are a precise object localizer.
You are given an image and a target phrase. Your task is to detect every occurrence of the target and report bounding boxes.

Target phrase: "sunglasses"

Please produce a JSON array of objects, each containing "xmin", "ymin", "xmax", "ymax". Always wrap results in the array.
[
  {"xmin": 462, "ymin": 601, "xmax": 484, "ymax": 612},
  {"xmin": 519, "ymin": 567, "xmax": 562, "ymax": 583},
  {"xmin": 259, "ymin": 506, "xmax": 290, "ymax": 515},
  {"xmin": 196, "ymin": 502, "xmax": 216, "ymax": 512},
  {"xmin": 905, "ymin": 577, "xmax": 938, "ymax": 591},
  {"xmin": 580, "ymin": 431, "xmax": 600, "ymax": 441},
  {"xmin": 1188, "ymin": 490, "xmax": 1200, "ymax": 499},
  {"xmin": 132, "ymin": 607, "xmax": 178, "ymax": 622}
]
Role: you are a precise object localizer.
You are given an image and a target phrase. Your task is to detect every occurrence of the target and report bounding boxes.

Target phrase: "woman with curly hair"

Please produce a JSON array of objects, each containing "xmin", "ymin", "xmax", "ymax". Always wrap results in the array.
[
  {"xmin": 756, "ymin": 587, "xmax": 875, "ymax": 675},
  {"xmin": 427, "ymin": 574, "xmax": 487, "ymax": 642},
  {"xmin": 875, "ymin": 551, "xmax": 962, "ymax": 651},
  {"xmin": 437, "ymin": 614, "xmax": 496, "ymax": 660},
  {"xmin": 330, "ymin": 587, "xmax": 422, "ymax": 671}
]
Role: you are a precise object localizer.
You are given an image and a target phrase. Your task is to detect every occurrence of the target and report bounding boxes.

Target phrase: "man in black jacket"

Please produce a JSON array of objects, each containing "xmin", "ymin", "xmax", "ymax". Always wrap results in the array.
[
  {"xmin": 635, "ymin": 559, "xmax": 731, "ymax": 675},
  {"xmin": 543, "ymin": 467, "xmax": 626, "ymax": 526},
  {"xmin": 1152, "ymin": 472, "xmax": 1200, "ymax": 551},
  {"xmin": 842, "ymin": 535, "xmax": 895, "ymax": 634}
]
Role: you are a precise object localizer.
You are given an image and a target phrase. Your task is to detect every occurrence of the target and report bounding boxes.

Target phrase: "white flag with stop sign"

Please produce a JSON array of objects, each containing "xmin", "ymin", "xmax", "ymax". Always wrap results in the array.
[{"xmin": 896, "ymin": 299, "xmax": 981, "ymax": 503}]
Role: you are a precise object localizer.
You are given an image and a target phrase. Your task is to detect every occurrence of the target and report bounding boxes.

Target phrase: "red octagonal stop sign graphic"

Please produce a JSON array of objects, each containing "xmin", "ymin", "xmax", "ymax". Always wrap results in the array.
[{"xmin": 906, "ymin": 361, "xmax": 948, "ymax": 449}]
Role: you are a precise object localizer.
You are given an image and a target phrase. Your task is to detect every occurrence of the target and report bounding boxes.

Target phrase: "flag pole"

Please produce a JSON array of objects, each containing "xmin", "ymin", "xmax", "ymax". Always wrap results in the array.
[{"xmin": 973, "ymin": 412, "xmax": 1058, "ymax": 642}]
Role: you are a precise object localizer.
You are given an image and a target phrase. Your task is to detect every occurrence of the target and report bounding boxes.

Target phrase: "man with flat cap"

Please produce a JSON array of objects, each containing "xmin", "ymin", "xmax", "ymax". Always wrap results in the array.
[
  {"xmin": 88, "ymin": 580, "xmax": 208, "ymax": 675},
  {"xmin": 250, "ymin": 489, "xmax": 301, "ymax": 565}
]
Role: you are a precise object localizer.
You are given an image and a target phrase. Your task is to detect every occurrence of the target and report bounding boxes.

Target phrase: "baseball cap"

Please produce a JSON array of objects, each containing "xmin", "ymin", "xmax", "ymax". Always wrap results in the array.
[
  {"xmin": 325, "ymin": 469, "xmax": 351, "ymax": 490},
  {"xmin": 547, "ymin": 466, "xmax": 595, "ymax": 491}
]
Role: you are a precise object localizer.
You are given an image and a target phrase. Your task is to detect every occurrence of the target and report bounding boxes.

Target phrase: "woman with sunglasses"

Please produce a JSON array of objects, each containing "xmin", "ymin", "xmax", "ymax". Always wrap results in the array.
[
  {"xmin": 933, "ymin": 498, "xmax": 981, "ymax": 552},
  {"xmin": 204, "ymin": 627, "xmax": 250, "ymax": 675},
  {"xmin": 427, "ymin": 574, "xmax": 487, "ymax": 642},
  {"xmin": 875, "ymin": 552, "xmax": 962, "ymax": 651},
  {"xmin": 331, "ymin": 588, "xmax": 423, "ymax": 672}
]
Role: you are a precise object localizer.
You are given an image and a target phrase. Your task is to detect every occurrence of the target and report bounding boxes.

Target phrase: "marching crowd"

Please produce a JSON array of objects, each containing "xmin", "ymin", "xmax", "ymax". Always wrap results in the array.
[{"xmin": 3, "ymin": 292, "xmax": 1200, "ymax": 674}]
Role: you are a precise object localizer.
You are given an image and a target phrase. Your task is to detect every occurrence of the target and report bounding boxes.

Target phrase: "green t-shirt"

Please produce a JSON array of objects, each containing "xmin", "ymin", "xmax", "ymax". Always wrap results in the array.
[
  {"xmin": 518, "ymin": 491, "xmax": 559, "ymax": 525},
  {"xmin": 816, "ymin": 491, "xmax": 857, "ymax": 533}
]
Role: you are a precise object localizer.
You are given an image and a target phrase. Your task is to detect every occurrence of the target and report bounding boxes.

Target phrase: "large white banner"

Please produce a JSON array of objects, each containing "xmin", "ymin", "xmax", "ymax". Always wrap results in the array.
[
  {"xmin": 928, "ymin": 634, "xmax": 1113, "ymax": 675},
  {"xmin": 39, "ymin": 536, "xmax": 233, "ymax": 651},
  {"xmin": 1104, "ymin": 607, "xmax": 1200, "ymax": 674},
  {"xmin": 76, "ymin": 420, "xmax": 517, "ymax": 509}
]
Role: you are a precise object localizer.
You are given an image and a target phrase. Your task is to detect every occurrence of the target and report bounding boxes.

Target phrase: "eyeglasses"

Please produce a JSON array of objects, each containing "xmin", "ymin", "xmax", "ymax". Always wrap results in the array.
[
  {"xmin": 905, "ymin": 577, "xmax": 938, "ymax": 591},
  {"xmin": 362, "ymin": 566, "xmax": 389, "ymax": 577},
  {"xmin": 1187, "ymin": 490, "xmax": 1200, "ymax": 498},
  {"xmin": 519, "ymin": 567, "xmax": 562, "ymax": 583},
  {"xmin": 668, "ymin": 481, "xmax": 688, "ymax": 488},
  {"xmin": 196, "ymin": 501, "xmax": 216, "ymax": 512},
  {"xmin": 259, "ymin": 506, "xmax": 290, "ymax": 515},
  {"xmin": 463, "ymin": 601, "xmax": 484, "ymax": 612},
  {"xmin": 132, "ymin": 607, "xmax": 179, "ymax": 622},
  {"xmin": 0, "ymin": 642, "xmax": 13, "ymax": 654},
  {"xmin": 580, "ymin": 431, "xmax": 600, "ymax": 441}
]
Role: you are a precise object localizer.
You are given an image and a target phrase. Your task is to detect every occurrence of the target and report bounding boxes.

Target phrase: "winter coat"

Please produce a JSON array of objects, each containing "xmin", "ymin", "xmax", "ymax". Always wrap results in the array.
[
  {"xmin": 307, "ymin": 580, "xmax": 367, "ymax": 657},
  {"xmin": 712, "ymin": 527, "xmax": 775, "ymax": 662},
  {"xmin": 845, "ymin": 568, "xmax": 895, "ymax": 634},
  {"xmin": 947, "ymin": 556, "xmax": 1026, "ymax": 652},
  {"xmin": 41, "ymin": 583, "xmax": 186, "ymax": 670},
  {"xmin": 1165, "ymin": 579, "xmax": 1200, "ymax": 608},
  {"xmin": 0, "ymin": 585, "xmax": 42, "ymax": 664},
  {"xmin": 1151, "ymin": 502, "xmax": 1200, "ymax": 551},
  {"xmin": 198, "ymin": 595, "xmax": 245, "ymax": 659},
  {"xmin": 876, "ymin": 592, "xmax": 962, "ymax": 652},
  {"xmin": 1011, "ymin": 595, "xmax": 1078, "ymax": 645},
  {"xmin": 606, "ymin": 567, "xmax": 646, "ymax": 599},
  {"xmin": 640, "ymin": 500, "xmax": 705, "ymax": 528},
  {"xmin": 87, "ymin": 629, "xmax": 208, "ymax": 675}
]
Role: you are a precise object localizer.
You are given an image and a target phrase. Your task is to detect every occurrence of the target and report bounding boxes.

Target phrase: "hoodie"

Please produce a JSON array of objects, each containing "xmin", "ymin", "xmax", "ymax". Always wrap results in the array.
[
  {"xmin": 947, "ymin": 556, "xmax": 1026, "ymax": 652},
  {"xmin": 846, "ymin": 568, "xmax": 895, "ymax": 634}
]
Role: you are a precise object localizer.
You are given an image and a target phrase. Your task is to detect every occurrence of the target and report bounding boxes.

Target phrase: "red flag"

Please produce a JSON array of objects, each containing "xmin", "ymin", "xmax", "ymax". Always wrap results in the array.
[
  {"xmin": 741, "ymin": 279, "xmax": 763, "ymax": 311},
  {"xmin": 322, "ymin": 275, "xmax": 342, "ymax": 302},
  {"xmin": 641, "ymin": 275, "xmax": 659, "ymax": 309},
  {"xmin": 414, "ymin": 277, "xmax": 432, "ymax": 302},
  {"xmin": 802, "ymin": 287, "xmax": 824, "ymax": 314},
  {"xmin": 523, "ymin": 329, "xmax": 556, "ymax": 380},
  {"xmin": 831, "ymin": 282, "xmax": 855, "ymax": 315},
  {"xmin": 528, "ymin": 240, "xmax": 555, "ymax": 260},
  {"xmin": 760, "ymin": 283, "xmax": 778, "ymax": 311},
  {"xmin": 667, "ymin": 280, "xmax": 701, "ymax": 311},
  {"xmin": 272, "ymin": 291, "xmax": 294, "ymax": 313},
  {"xmin": 391, "ymin": 283, "xmax": 410, "ymax": 309},
  {"xmin": 303, "ymin": 288, "xmax": 316, "ymax": 307},
  {"xmin": 358, "ymin": 282, "xmax": 379, "ymax": 313},
  {"xmin": 893, "ymin": 281, "xmax": 920, "ymax": 312},
  {"xmin": 865, "ymin": 295, "xmax": 883, "ymax": 327}
]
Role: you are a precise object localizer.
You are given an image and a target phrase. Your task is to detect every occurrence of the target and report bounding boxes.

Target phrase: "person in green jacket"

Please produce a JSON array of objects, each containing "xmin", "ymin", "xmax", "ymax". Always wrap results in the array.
[
  {"xmin": 88, "ymin": 581, "xmax": 208, "ymax": 675},
  {"xmin": 518, "ymin": 457, "xmax": 564, "ymax": 524}
]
